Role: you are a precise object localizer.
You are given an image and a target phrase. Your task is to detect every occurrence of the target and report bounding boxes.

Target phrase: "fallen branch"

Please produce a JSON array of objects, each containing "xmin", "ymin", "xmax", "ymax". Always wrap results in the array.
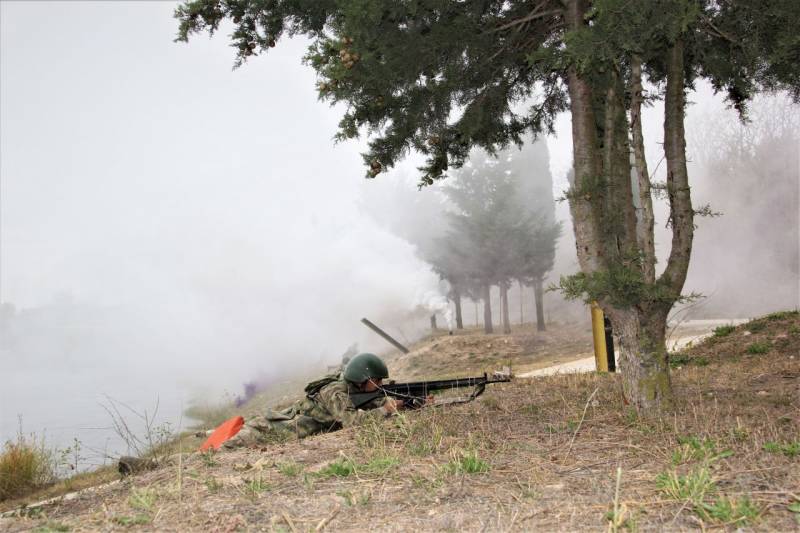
[{"xmin": 315, "ymin": 504, "xmax": 341, "ymax": 532}]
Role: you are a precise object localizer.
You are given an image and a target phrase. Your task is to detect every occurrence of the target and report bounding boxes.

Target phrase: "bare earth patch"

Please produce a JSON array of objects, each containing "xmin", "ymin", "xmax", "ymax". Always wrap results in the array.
[{"xmin": 2, "ymin": 314, "xmax": 798, "ymax": 531}]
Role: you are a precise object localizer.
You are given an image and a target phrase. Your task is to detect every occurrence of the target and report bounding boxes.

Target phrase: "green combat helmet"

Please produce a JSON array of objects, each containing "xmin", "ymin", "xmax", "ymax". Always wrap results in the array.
[{"xmin": 343, "ymin": 353, "xmax": 389, "ymax": 384}]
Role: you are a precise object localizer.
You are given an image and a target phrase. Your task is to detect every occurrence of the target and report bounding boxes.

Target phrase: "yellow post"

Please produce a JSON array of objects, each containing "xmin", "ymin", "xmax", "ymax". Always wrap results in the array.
[{"xmin": 591, "ymin": 301, "xmax": 609, "ymax": 372}]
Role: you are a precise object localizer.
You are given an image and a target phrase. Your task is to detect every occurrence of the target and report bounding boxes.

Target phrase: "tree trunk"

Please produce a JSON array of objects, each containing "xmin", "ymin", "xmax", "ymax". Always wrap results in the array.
[
  {"xmin": 474, "ymin": 301, "xmax": 479, "ymax": 327},
  {"xmin": 562, "ymin": 0, "xmax": 685, "ymax": 415},
  {"xmin": 611, "ymin": 307, "xmax": 671, "ymax": 412},
  {"xmin": 518, "ymin": 280, "xmax": 524, "ymax": 325},
  {"xmin": 453, "ymin": 289, "xmax": 464, "ymax": 330},
  {"xmin": 533, "ymin": 277, "xmax": 546, "ymax": 332},
  {"xmin": 430, "ymin": 314, "xmax": 437, "ymax": 331},
  {"xmin": 500, "ymin": 282, "xmax": 511, "ymax": 334},
  {"xmin": 482, "ymin": 283, "xmax": 493, "ymax": 334}
]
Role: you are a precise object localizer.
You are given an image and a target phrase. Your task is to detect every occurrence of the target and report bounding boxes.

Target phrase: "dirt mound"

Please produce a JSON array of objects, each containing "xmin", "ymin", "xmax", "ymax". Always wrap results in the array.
[{"xmin": 390, "ymin": 322, "xmax": 594, "ymax": 380}]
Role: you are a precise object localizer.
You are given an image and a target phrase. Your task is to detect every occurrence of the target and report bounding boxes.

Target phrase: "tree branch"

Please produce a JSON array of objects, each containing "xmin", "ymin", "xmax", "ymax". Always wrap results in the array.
[
  {"xmin": 629, "ymin": 54, "xmax": 656, "ymax": 284},
  {"xmin": 493, "ymin": 2, "xmax": 562, "ymax": 32},
  {"xmin": 658, "ymin": 38, "xmax": 694, "ymax": 298}
]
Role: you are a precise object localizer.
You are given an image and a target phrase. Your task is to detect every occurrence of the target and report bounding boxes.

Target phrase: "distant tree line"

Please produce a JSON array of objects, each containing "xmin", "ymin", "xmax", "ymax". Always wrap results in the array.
[{"xmin": 424, "ymin": 141, "xmax": 561, "ymax": 334}]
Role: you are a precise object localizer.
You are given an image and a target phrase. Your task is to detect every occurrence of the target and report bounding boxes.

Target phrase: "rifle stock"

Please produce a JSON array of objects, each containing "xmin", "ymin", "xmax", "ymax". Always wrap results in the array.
[{"xmin": 349, "ymin": 372, "xmax": 511, "ymax": 410}]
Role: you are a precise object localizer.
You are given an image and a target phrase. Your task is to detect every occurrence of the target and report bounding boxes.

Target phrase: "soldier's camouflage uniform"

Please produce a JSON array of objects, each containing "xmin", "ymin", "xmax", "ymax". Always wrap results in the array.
[{"xmin": 224, "ymin": 378, "xmax": 390, "ymax": 448}]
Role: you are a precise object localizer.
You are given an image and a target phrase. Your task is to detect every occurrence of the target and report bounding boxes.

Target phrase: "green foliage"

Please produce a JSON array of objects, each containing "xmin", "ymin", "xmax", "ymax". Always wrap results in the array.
[
  {"xmin": 763, "ymin": 441, "xmax": 800, "ymax": 458},
  {"xmin": 277, "ymin": 461, "xmax": 304, "ymax": 477},
  {"xmin": 442, "ymin": 450, "xmax": 490, "ymax": 475},
  {"xmin": 199, "ymin": 449, "xmax": 218, "ymax": 468},
  {"xmin": 361, "ymin": 456, "xmax": 400, "ymax": 475},
  {"xmin": 0, "ymin": 433, "xmax": 57, "ymax": 501},
  {"xmin": 113, "ymin": 515, "xmax": 152, "ymax": 527},
  {"xmin": 765, "ymin": 310, "xmax": 799, "ymax": 321},
  {"xmin": 789, "ymin": 500, "xmax": 800, "ymax": 524},
  {"xmin": 669, "ymin": 353, "xmax": 710, "ymax": 368},
  {"xmin": 671, "ymin": 436, "xmax": 732, "ymax": 465},
  {"xmin": 205, "ymin": 477, "xmax": 223, "ymax": 492},
  {"xmin": 669, "ymin": 353, "xmax": 690, "ymax": 368},
  {"xmin": 245, "ymin": 475, "xmax": 270, "ymax": 495},
  {"xmin": 746, "ymin": 342, "xmax": 770, "ymax": 355},
  {"xmin": 696, "ymin": 496, "xmax": 760, "ymax": 525},
  {"xmin": 555, "ymin": 265, "xmax": 692, "ymax": 309},
  {"xmin": 316, "ymin": 458, "xmax": 357, "ymax": 478},
  {"xmin": 656, "ymin": 467, "xmax": 715, "ymax": 504},
  {"xmin": 128, "ymin": 486, "xmax": 158, "ymax": 512},
  {"xmin": 712, "ymin": 325, "xmax": 736, "ymax": 337},
  {"xmin": 441, "ymin": 147, "xmax": 561, "ymax": 294}
]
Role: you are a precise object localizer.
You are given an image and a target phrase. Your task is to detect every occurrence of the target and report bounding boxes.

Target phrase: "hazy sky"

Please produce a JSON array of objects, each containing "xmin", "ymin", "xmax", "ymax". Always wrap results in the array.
[{"xmin": 1, "ymin": 1, "xmax": 459, "ymax": 363}]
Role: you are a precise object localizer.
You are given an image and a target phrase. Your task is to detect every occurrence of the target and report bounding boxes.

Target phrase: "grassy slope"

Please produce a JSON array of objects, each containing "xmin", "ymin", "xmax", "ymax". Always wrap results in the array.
[{"xmin": 1, "ymin": 314, "xmax": 798, "ymax": 531}]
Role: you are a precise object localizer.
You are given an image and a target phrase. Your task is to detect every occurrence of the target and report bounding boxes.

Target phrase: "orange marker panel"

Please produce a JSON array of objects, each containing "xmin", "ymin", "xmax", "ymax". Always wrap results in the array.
[{"xmin": 199, "ymin": 415, "xmax": 244, "ymax": 451}]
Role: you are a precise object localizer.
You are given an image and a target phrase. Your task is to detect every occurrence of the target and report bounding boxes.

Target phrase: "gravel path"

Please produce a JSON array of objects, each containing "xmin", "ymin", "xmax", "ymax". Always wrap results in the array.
[{"xmin": 520, "ymin": 318, "xmax": 749, "ymax": 377}]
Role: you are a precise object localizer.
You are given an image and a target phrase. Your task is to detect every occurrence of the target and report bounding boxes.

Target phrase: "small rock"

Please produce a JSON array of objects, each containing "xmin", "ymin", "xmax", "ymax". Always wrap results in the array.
[
  {"xmin": 757, "ymin": 390, "xmax": 768, "ymax": 396},
  {"xmin": 743, "ymin": 331, "xmax": 752, "ymax": 336}
]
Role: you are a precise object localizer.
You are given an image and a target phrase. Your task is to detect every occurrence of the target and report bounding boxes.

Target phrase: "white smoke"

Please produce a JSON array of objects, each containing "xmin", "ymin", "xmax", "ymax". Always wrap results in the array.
[{"xmin": 415, "ymin": 288, "xmax": 455, "ymax": 331}]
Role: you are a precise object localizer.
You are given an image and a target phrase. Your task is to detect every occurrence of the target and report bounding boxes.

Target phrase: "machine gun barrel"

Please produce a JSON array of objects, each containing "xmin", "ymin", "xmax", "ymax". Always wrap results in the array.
[{"xmin": 349, "ymin": 372, "xmax": 511, "ymax": 409}]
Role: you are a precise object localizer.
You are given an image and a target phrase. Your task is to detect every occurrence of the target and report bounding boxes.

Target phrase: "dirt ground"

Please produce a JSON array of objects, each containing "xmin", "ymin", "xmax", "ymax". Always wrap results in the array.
[{"xmin": 2, "ymin": 314, "xmax": 798, "ymax": 531}]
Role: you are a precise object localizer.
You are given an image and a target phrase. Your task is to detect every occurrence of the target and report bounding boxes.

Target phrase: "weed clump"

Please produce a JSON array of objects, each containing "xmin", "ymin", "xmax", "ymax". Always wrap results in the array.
[
  {"xmin": 763, "ymin": 441, "xmax": 800, "ymax": 458},
  {"xmin": 656, "ymin": 467, "xmax": 716, "ymax": 504},
  {"xmin": 712, "ymin": 324, "xmax": 736, "ymax": 337},
  {"xmin": 696, "ymin": 496, "xmax": 760, "ymax": 525},
  {"xmin": 277, "ymin": 461, "xmax": 303, "ymax": 477},
  {"xmin": 316, "ymin": 458, "xmax": 356, "ymax": 478},
  {"xmin": 442, "ymin": 450, "xmax": 490, "ymax": 475},
  {"xmin": 746, "ymin": 342, "xmax": 770, "ymax": 355},
  {"xmin": 0, "ymin": 434, "xmax": 57, "ymax": 501},
  {"xmin": 671, "ymin": 435, "xmax": 732, "ymax": 465}
]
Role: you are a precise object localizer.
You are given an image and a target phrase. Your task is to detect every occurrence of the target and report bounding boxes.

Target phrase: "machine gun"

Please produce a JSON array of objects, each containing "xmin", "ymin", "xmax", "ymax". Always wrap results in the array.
[{"xmin": 348, "ymin": 371, "xmax": 512, "ymax": 410}]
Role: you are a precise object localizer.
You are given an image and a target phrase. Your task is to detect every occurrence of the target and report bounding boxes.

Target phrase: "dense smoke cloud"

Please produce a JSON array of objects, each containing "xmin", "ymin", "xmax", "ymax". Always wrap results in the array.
[{"xmin": 0, "ymin": 3, "xmax": 447, "ymax": 451}]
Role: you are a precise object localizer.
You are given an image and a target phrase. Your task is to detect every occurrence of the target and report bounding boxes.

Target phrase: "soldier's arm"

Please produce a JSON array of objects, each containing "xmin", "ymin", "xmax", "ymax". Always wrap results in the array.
[{"xmin": 320, "ymin": 390, "xmax": 395, "ymax": 428}]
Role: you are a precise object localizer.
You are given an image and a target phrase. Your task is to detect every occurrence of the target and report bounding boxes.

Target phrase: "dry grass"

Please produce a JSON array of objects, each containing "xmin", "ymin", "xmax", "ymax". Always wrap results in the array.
[
  {"xmin": 2, "ymin": 313, "xmax": 798, "ymax": 531},
  {"xmin": 0, "ymin": 434, "xmax": 56, "ymax": 502}
]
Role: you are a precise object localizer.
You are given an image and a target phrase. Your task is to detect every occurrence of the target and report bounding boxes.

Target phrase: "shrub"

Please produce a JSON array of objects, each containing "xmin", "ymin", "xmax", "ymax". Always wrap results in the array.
[
  {"xmin": 764, "ymin": 310, "xmax": 799, "ymax": 321},
  {"xmin": 0, "ymin": 433, "xmax": 57, "ymax": 501},
  {"xmin": 746, "ymin": 342, "xmax": 770, "ymax": 355},
  {"xmin": 713, "ymin": 325, "xmax": 736, "ymax": 337}
]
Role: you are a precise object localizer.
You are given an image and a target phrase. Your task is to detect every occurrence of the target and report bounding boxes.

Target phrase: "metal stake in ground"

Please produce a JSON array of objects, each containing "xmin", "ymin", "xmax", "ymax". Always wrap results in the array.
[{"xmin": 360, "ymin": 317, "xmax": 410, "ymax": 354}]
